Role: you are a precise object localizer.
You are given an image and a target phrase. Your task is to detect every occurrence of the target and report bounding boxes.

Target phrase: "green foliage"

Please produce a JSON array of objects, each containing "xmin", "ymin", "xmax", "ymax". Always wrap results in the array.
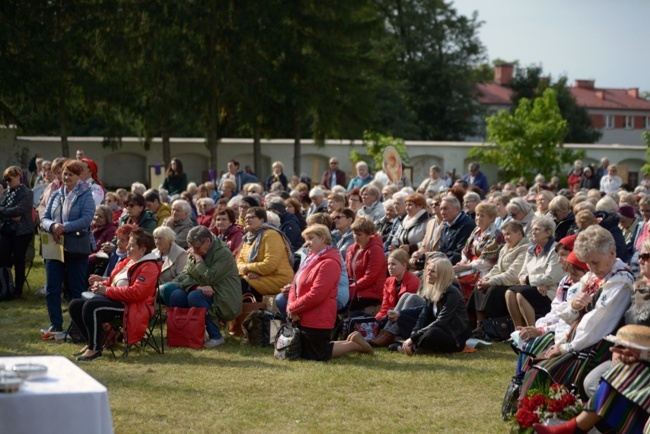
[
  {"xmin": 350, "ymin": 131, "xmax": 408, "ymax": 171},
  {"xmin": 641, "ymin": 132, "xmax": 650, "ymax": 175},
  {"xmin": 509, "ymin": 65, "xmax": 602, "ymax": 143},
  {"xmin": 470, "ymin": 88, "xmax": 583, "ymax": 183}
]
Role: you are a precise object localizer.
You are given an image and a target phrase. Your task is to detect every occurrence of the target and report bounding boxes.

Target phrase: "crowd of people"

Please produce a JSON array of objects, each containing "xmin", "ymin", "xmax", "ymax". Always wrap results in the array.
[{"xmin": 3, "ymin": 151, "xmax": 650, "ymax": 431}]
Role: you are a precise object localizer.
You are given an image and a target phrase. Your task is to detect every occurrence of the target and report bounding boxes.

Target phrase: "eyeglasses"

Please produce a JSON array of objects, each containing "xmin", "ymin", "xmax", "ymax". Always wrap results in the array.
[
  {"xmin": 639, "ymin": 253, "xmax": 650, "ymax": 262},
  {"xmin": 244, "ymin": 215, "xmax": 258, "ymax": 221},
  {"xmin": 333, "ymin": 216, "xmax": 342, "ymax": 221}
]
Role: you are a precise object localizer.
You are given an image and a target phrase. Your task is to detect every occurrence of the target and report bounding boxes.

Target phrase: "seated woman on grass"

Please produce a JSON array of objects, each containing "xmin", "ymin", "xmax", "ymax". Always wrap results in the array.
[
  {"xmin": 401, "ymin": 256, "xmax": 471, "ymax": 355},
  {"xmin": 237, "ymin": 207, "xmax": 294, "ymax": 300},
  {"xmin": 287, "ymin": 224, "xmax": 373, "ymax": 361}
]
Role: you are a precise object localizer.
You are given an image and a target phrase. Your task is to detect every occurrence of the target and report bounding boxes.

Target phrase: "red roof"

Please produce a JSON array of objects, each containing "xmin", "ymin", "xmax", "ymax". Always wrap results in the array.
[
  {"xmin": 569, "ymin": 87, "xmax": 650, "ymax": 110},
  {"xmin": 476, "ymin": 83, "xmax": 512, "ymax": 106}
]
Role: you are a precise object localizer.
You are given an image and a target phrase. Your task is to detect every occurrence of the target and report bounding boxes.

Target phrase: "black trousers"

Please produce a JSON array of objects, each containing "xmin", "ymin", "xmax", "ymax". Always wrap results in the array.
[
  {"xmin": 0, "ymin": 232, "xmax": 33, "ymax": 296},
  {"xmin": 69, "ymin": 297, "xmax": 124, "ymax": 351},
  {"xmin": 412, "ymin": 325, "xmax": 462, "ymax": 354}
]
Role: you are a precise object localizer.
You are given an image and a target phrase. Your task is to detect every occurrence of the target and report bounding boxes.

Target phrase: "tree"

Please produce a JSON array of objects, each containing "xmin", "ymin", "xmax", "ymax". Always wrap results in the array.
[
  {"xmin": 509, "ymin": 65, "xmax": 602, "ymax": 143},
  {"xmin": 350, "ymin": 130, "xmax": 409, "ymax": 171},
  {"xmin": 469, "ymin": 88, "xmax": 584, "ymax": 183},
  {"xmin": 641, "ymin": 131, "xmax": 650, "ymax": 175},
  {"xmin": 377, "ymin": 0, "xmax": 487, "ymax": 140}
]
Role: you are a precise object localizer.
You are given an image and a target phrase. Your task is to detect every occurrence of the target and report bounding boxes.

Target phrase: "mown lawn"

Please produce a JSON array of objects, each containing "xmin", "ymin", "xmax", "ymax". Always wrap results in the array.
[{"xmin": 0, "ymin": 258, "xmax": 515, "ymax": 433}]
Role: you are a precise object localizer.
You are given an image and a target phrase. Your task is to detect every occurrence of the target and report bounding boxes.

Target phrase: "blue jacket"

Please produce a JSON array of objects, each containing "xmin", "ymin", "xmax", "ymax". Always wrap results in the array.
[
  {"xmin": 42, "ymin": 181, "xmax": 95, "ymax": 234},
  {"xmin": 462, "ymin": 171, "xmax": 489, "ymax": 196},
  {"xmin": 219, "ymin": 170, "xmax": 258, "ymax": 195},
  {"xmin": 437, "ymin": 211, "xmax": 476, "ymax": 265},
  {"xmin": 346, "ymin": 175, "xmax": 373, "ymax": 193},
  {"xmin": 279, "ymin": 211, "xmax": 303, "ymax": 251}
]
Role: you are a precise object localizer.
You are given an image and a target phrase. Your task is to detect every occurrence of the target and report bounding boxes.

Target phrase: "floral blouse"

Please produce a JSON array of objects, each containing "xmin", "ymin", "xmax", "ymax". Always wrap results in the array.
[{"xmin": 461, "ymin": 223, "xmax": 505, "ymax": 275}]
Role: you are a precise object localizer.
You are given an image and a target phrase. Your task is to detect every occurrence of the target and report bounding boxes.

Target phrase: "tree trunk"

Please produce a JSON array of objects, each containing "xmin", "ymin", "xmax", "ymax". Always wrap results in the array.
[
  {"xmin": 161, "ymin": 118, "xmax": 171, "ymax": 169},
  {"xmin": 253, "ymin": 124, "xmax": 261, "ymax": 177},
  {"xmin": 59, "ymin": 105, "xmax": 69, "ymax": 157},
  {"xmin": 207, "ymin": 97, "xmax": 219, "ymax": 174},
  {"xmin": 293, "ymin": 121, "xmax": 301, "ymax": 177}
]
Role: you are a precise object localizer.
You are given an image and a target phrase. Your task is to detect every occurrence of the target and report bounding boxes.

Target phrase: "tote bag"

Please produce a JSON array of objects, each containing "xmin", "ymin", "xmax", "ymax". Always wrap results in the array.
[{"xmin": 166, "ymin": 307, "xmax": 207, "ymax": 349}]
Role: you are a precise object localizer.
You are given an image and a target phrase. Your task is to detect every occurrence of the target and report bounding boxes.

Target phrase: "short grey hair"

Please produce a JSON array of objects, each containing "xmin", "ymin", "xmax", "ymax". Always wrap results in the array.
[
  {"xmin": 356, "ymin": 161, "xmax": 368, "ymax": 170},
  {"xmin": 549, "ymin": 195, "xmax": 570, "ymax": 213},
  {"xmin": 429, "ymin": 165, "xmax": 441, "ymax": 173},
  {"xmin": 383, "ymin": 199, "xmax": 395, "ymax": 211},
  {"xmin": 360, "ymin": 184, "xmax": 380, "ymax": 199},
  {"xmin": 153, "ymin": 225, "xmax": 177, "ymax": 243},
  {"xmin": 463, "ymin": 192, "xmax": 480, "ymax": 203},
  {"xmin": 331, "ymin": 185, "xmax": 346, "ymax": 195},
  {"xmin": 441, "ymin": 195, "xmax": 461, "ymax": 210},
  {"xmin": 172, "ymin": 199, "xmax": 191, "ymax": 215},
  {"xmin": 131, "ymin": 182, "xmax": 146, "ymax": 195},
  {"xmin": 596, "ymin": 196, "xmax": 618, "ymax": 212},
  {"xmin": 309, "ymin": 186, "xmax": 324, "ymax": 199},
  {"xmin": 392, "ymin": 192, "xmax": 408, "ymax": 204},
  {"xmin": 531, "ymin": 215, "xmax": 556, "ymax": 234},
  {"xmin": 187, "ymin": 225, "xmax": 212, "ymax": 246},
  {"xmin": 266, "ymin": 211, "xmax": 281, "ymax": 228},
  {"xmin": 574, "ymin": 225, "xmax": 615, "ymax": 260},
  {"xmin": 199, "ymin": 198, "xmax": 215, "ymax": 208}
]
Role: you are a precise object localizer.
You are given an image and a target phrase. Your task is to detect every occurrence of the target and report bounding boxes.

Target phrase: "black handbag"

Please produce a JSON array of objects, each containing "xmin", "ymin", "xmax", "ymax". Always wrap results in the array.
[
  {"xmin": 64, "ymin": 230, "xmax": 92, "ymax": 257},
  {"xmin": 501, "ymin": 374, "xmax": 523, "ymax": 421},
  {"xmin": 274, "ymin": 323, "xmax": 302, "ymax": 360},
  {"xmin": 480, "ymin": 316, "xmax": 514, "ymax": 341}
]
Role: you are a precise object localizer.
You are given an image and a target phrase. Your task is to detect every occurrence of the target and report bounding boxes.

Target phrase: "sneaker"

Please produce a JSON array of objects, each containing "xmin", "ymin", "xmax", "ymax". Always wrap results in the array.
[
  {"xmin": 35, "ymin": 285, "xmax": 47, "ymax": 297},
  {"xmin": 40, "ymin": 325, "xmax": 64, "ymax": 340},
  {"xmin": 204, "ymin": 337, "xmax": 226, "ymax": 348},
  {"xmin": 388, "ymin": 343, "xmax": 402, "ymax": 352}
]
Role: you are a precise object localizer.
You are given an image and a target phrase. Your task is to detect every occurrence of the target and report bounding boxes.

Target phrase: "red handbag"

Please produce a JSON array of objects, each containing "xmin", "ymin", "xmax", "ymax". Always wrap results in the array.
[{"xmin": 166, "ymin": 307, "xmax": 207, "ymax": 349}]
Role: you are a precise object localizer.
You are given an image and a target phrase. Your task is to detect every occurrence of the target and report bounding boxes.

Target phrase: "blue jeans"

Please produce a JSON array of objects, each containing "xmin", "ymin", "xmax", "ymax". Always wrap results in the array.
[
  {"xmin": 168, "ymin": 286, "xmax": 222, "ymax": 340},
  {"xmin": 46, "ymin": 256, "xmax": 88, "ymax": 329}
]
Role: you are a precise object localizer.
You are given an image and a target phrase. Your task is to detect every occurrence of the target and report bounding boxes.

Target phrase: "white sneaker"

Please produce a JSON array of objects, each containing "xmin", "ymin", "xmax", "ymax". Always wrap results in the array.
[
  {"xmin": 35, "ymin": 286, "xmax": 47, "ymax": 297},
  {"xmin": 204, "ymin": 337, "xmax": 225, "ymax": 348}
]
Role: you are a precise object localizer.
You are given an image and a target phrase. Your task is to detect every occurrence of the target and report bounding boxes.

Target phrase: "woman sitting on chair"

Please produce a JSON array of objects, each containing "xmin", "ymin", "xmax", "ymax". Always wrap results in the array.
[{"xmin": 68, "ymin": 228, "xmax": 161, "ymax": 362}]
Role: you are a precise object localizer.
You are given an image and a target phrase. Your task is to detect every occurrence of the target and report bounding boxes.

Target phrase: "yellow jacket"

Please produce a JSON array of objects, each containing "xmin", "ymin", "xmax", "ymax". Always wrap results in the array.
[
  {"xmin": 237, "ymin": 229, "xmax": 294, "ymax": 295},
  {"xmin": 156, "ymin": 203, "xmax": 172, "ymax": 227}
]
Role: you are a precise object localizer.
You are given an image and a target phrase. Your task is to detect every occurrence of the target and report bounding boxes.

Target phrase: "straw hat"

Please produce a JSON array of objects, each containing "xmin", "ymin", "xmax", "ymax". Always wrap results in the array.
[{"xmin": 606, "ymin": 324, "xmax": 650, "ymax": 351}]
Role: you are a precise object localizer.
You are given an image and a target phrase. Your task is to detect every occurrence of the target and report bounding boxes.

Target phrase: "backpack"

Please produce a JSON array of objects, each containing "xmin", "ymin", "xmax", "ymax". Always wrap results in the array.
[
  {"xmin": 241, "ymin": 309, "xmax": 283, "ymax": 347},
  {"xmin": 0, "ymin": 267, "xmax": 16, "ymax": 301}
]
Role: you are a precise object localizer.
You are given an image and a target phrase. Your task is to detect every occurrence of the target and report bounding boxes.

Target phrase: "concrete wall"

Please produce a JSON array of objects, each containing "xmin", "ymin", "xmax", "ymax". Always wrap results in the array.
[{"xmin": 1, "ymin": 129, "xmax": 647, "ymax": 189}]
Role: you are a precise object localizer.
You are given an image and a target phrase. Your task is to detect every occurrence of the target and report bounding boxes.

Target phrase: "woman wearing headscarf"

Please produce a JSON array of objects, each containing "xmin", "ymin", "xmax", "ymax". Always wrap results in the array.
[
  {"xmin": 80, "ymin": 158, "xmax": 105, "ymax": 207},
  {"xmin": 0, "ymin": 166, "xmax": 34, "ymax": 299}
]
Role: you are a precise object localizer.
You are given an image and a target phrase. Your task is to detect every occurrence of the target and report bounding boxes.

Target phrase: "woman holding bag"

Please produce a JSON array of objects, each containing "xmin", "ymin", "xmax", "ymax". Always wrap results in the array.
[{"xmin": 41, "ymin": 160, "xmax": 95, "ymax": 335}]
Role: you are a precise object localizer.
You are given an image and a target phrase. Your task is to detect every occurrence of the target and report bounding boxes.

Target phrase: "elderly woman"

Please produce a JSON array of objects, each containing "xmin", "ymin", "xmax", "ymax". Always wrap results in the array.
[
  {"xmin": 211, "ymin": 207, "xmax": 244, "ymax": 258},
  {"xmin": 37, "ymin": 157, "xmax": 66, "ymax": 221},
  {"xmin": 390, "ymin": 193, "xmax": 429, "ymax": 254},
  {"xmin": 118, "ymin": 193, "xmax": 157, "ymax": 234},
  {"xmin": 368, "ymin": 249, "xmax": 421, "ymax": 347},
  {"xmin": 490, "ymin": 193, "xmax": 510, "ymax": 229},
  {"xmin": 401, "ymin": 256, "xmax": 471, "ymax": 355},
  {"xmin": 237, "ymin": 207, "xmax": 294, "ymax": 299},
  {"xmin": 519, "ymin": 225, "xmax": 634, "ymax": 402},
  {"xmin": 357, "ymin": 184, "xmax": 385, "ymax": 224},
  {"xmin": 505, "ymin": 216, "xmax": 564, "ymax": 327},
  {"xmin": 80, "ymin": 158, "xmax": 105, "ymax": 207},
  {"xmin": 153, "ymin": 226, "xmax": 188, "ymax": 285},
  {"xmin": 463, "ymin": 192, "xmax": 480, "ymax": 220},
  {"xmin": 548, "ymin": 195, "xmax": 575, "ymax": 241},
  {"xmin": 326, "ymin": 193, "xmax": 346, "ymax": 215},
  {"xmin": 196, "ymin": 198, "xmax": 216, "ymax": 228},
  {"xmin": 470, "ymin": 220, "xmax": 528, "ymax": 328},
  {"xmin": 103, "ymin": 192, "xmax": 123, "ymax": 223},
  {"xmin": 265, "ymin": 161, "xmax": 288, "ymax": 192},
  {"xmin": 41, "ymin": 160, "xmax": 95, "ymax": 334},
  {"xmin": 287, "ymin": 224, "xmax": 373, "ymax": 360},
  {"xmin": 87, "ymin": 205, "xmax": 118, "ymax": 275},
  {"xmin": 0, "ymin": 166, "xmax": 34, "ymax": 300},
  {"xmin": 163, "ymin": 199, "xmax": 195, "ymax": 249},
  {"xmin": 331, "ymin": 207, "xmax": 355, "ymax": 260},
  {"xmin": 346, "ymin": 216, "xmax": 386, "ymax": 310},
  {"xmin": 535, "ymin": 190, "xmax": 555, "ymax": 217},
  {"xmin": 453, "ymin": 202, "xmax": 505, "ymax": 301},
  {"xmin": 69, "ymin": 228, "xmax": 159, "ymax": 361},
  {"xmin": 347, "ymin": 161, "xmax": 373, "ymax": 193},
  {"xmin": 506, "ymin": 197, "xmax": 535, "ymax": 238}
]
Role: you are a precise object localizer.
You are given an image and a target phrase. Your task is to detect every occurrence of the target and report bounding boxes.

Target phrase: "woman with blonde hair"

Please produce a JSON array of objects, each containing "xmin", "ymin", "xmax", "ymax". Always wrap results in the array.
[
  {"xmin": 401, "ymin": 256, "xmax": 470, "ymax": 355},
  {"xmin": 265, "ymin": 161, "xmax": 288, "ymax": 192}
]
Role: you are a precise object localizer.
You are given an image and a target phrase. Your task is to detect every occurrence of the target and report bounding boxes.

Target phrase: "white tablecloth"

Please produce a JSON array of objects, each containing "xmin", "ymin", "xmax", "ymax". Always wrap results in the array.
[{"xmin": 0, "ymin": 356, "xmax": 113, "ymax": 434}]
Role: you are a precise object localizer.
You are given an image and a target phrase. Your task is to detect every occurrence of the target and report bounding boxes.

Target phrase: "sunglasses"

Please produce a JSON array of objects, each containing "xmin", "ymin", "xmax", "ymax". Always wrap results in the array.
[{"xmin": 639, "ymin": 253, "xmax": 650, "ymax": 262}]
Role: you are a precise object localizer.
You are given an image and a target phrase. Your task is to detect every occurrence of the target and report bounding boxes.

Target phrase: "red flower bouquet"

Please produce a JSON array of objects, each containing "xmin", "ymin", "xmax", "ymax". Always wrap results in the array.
[{"xmin": 513, "ymin": 384, "xmax": 582, "ymax": 433}]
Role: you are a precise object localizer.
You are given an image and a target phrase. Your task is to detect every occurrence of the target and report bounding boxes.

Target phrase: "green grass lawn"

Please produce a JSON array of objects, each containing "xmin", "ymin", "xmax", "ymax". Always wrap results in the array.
[{"xmin": 0, "ymin": 258, "xmax": 514, "ymax": 433}]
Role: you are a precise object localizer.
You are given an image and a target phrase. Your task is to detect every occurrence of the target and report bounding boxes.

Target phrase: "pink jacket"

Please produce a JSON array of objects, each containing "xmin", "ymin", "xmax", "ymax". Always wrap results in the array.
[
  {"xmin": 287, "ymin": 248, "xmax": 341, "ymax": 330},
  {"xmin": 345, "ymin": 234, "xmax": 386, "ymax": 301},
  {"xmin": 375, "ymin": 270, "xmax": 421, "ymax": 321}
]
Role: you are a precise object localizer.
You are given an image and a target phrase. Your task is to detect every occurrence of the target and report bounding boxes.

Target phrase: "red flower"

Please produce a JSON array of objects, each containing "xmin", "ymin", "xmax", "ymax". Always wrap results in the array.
[
  {"xmin": 560, "ymin": 393, "xmax": 576, "ymax": 407},
  {"xmin": 530, "ymin": 394, "xmax": 548, "ymax": 408},
  {"xmin": 547, "ymin": 399, "xmax": 564, "ymax": 413},
  {"xmin": 515, "ymin": 408, "xmax": 539, "ymax": 428}
]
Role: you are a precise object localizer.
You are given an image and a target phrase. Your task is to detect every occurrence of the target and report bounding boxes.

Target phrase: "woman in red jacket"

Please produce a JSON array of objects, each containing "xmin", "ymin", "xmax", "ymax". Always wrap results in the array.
[
  {"xmin": 69, "ymin": 228, "xmax": 161, "ymax": 362},
  {"xmin": 369, "ymin": 249, "xmax": 421, "ymax": 347},
  {"xmin": 345, "ymin": 217, "xmax": 387, "ymax": 310},
  {"xmin": 288, "ymin": 224, "xmax": 374, "ymax": 361}
]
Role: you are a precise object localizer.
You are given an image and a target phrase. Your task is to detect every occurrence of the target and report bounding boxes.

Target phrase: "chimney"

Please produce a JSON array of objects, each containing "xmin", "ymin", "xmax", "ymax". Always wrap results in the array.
[
  {"xmin": 575, "ymin": 79, "xmax": 595, "ymax": 90},
  {"xmin": 596, "ymin": 90, "xmax": 605, "ymax": 100},
  {"xmin": 627, "ymin": 88, "xmax": 640, "ymax": 98},
  {"xmin": 494, "ymin": 64, "xmax": 514, "ymax": 86}
]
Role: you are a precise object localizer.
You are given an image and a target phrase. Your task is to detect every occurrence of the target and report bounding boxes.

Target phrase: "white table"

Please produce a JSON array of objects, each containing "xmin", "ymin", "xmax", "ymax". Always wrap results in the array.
[{"xmin": 0, "ymin": 356, "xmax": 113, "ymax": 434}]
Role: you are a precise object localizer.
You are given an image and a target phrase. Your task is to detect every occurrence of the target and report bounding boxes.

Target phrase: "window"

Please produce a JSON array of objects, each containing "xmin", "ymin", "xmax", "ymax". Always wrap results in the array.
[
  {"xmin": 625, "ymin": 115, "xmax": 634, "ymax": 129},
  {"xmin": 645, "ymin": 116, "xmax": 650, "ymax": 129},
  {"xmin": 605, "ymin": 115, "xmax": 615, "ymax": 129}
]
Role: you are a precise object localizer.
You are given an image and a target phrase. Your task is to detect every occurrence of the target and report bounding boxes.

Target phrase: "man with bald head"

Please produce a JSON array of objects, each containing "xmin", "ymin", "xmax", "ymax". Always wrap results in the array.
[{"xmin": 321, "ymin": 157, "xmax": 347, "ymax": 190}]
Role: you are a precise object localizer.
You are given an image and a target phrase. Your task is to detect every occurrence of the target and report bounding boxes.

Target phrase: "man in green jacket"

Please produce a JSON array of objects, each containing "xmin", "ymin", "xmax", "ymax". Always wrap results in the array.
[{"xmin": 161, "ymin": 226, "xmax": 242, "ymax": 348}]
